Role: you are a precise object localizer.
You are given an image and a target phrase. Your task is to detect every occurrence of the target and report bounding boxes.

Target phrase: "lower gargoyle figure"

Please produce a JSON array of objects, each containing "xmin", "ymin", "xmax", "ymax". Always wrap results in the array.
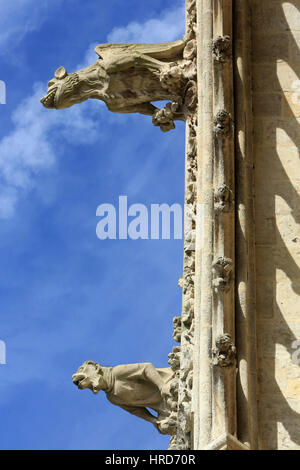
[
  {"xmin": 41, "ymin": 40, "xmax": 197, "ymax": 132},
  {"xmin": 72, "ymin": 360, "xmax": 178, "ymax": 435}
]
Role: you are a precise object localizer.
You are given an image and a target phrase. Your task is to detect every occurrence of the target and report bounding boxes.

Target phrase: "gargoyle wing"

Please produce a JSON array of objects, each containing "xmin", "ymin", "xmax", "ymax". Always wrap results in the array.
[{"xmin": 95, "ymin": 40, "xmax": 185, "ymax": 62}]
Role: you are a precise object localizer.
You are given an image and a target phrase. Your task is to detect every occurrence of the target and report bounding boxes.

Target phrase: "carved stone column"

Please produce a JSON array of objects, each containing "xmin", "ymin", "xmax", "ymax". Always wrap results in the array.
[
  {"xmin": 234, "ymin": 0, "xmax": 258, "ymax": 449},
  {"xmin": 191, "ymin": 0, "xmax": 246, "ymax": 450}
]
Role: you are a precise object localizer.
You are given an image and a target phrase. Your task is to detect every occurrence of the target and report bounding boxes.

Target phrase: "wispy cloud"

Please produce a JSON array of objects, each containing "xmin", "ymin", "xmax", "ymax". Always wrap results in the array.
[
  {"xmin": 107, "ymin": 5, "xmax": 185, "ymax": 43},
  {"xmin": 0, "ymin": 3, "xmax": 185, "ymax": 219},
  {"xmin": 0, "ymin": 85, "xmax": 102, "ymax": 218},
  {"xmin": 0, "ymin": 0, "xmax": 65, "ymax": 54},
  {"xmin": 76, "ymin": 42, "xmax": 99, "ymax": 70}
]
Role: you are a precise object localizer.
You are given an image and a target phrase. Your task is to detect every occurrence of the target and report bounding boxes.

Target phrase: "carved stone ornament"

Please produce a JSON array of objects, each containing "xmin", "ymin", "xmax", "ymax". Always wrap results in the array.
[
  {"xmin": 172, "ymin": 1, "xmax": 197, "ymax": 450},
  {"xmin": 212, "ymin": 35, "xmax": 232, "ymax": 62},
  {"xmin": 168, "ymin": 346, "xmax": 181, "ymax": 373},
  {"xmin": 73, "ymin": 360, "xmax": 178, "ymax": 436},
  {"xmin": 214, "ymin": 183, "xmax": 233, "ymax": 213},
  {"xmin": 173, "ymin": 316, "xmax": 182, "ymax": 343},
  {"xmin": 41, "ymin": 40, "xmax": 197, "ymax": 132},
  {"xmin": 178, "ymin": 277, "xmax": 183, "ymax": 290},
  {"xmin": 212, "ymin": 334, "xmax": 237, "ymax": 367},
  {"xmin": 184, "ymin": 0, "xmax": 197, "ymax": 42},
  {"xmin": 214, "ymin": 109, "xmax": 232, "ymax": 138},
  {"xmin": 213, "ymin": 257, "xmax": 234, "ymax": 292}
]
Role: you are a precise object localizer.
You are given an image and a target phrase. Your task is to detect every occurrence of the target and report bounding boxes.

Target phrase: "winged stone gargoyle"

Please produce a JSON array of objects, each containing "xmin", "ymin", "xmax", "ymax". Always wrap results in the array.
[{"xmin": 41, "ymin": 40, "xmax": 197, "ymax": 131}]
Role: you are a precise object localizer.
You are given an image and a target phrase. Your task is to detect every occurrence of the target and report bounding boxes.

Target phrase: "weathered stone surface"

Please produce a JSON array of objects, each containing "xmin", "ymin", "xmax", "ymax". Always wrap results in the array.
[
  {"xmin": 256, "ymin": 279, "xmax": 275, "ymax": 320},
  {"xmin": 290, "ymin": 32, "xmax": 300, "ymax": 61},
  {"xmin": 72, "ymin": 360, "xmax": 178, "ymax": 435},
  {"xmin": 255, "ymin": 147, "xmax": 300, "ymax": 182},
  {"xmin": 258, "ymin": 396, "xmax": 300, "ymax": 450},
  {"xmin": 252, "ymin": 93, "xmax": 282, "ymax": 117},
  {"xmin": 282, "ymin": 92, "xmax": 300, "ymax": 118},
  {"xmin": 252, "ymin": 33, "xmax": 289, "ymax": 63},
  {"xmin": 263, "ymin": 119, "xmax": 300, "ymax": 148},
  {"xmin": 41, "ymin": 41, "xmax": 197, "ymax": 132},
  {"xmin": 255, "ymin": 214, "xmax": 277, "ymax": 246},
  {"xmin": 256, "ymin": 321, "xmax": 300, "ymax": 357},
  {"xmin": 282, "ymin": 3, "xmax": 300, "ymax": 31},
  {"xmin": 251, "ymin": 1, "xmax": 288, "ymax": 32},
  {"xmin": 258, "ymin": 355, "xmax": 300, "ymax": 397},
  {"xmin": 277, "ymin": 214, "xmax": 300, "ymax": 245},
  {"xmin": 276, "ymin": 280, "xmax": 300, "ymax": 319},
  {"xmin": 211, "ymin": 334, "xmax": 236, "ymax": 367}
]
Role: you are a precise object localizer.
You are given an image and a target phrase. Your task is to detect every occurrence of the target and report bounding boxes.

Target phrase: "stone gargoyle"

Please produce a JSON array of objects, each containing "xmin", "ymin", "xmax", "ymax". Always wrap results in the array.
[
  {"xmin": 72, "ymin": 360, "xmax": 178, "ymax": 435},
  {"xmin": 41, "ymin": 40, "xmax": 197, "ymax": 132}
]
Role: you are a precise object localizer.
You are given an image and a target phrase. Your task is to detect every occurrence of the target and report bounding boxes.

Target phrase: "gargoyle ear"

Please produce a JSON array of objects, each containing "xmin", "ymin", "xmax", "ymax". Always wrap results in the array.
[{"xmin": 55, "ymin": 66, "xmax": 68, "ymax": 80}]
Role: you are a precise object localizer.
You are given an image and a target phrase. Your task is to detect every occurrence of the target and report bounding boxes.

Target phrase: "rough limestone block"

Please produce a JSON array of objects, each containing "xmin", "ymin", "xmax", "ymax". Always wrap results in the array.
[
  {"xmin": 258, "ymin": 397, "xmax": 300, "ymax": 450},
  {"xmin": 276, "ymin": 63, "xmax": 300, "ymax": 92},
  {"xmin": 252, "ymin": 1, "xmax": 287, "ymax": 32},
  {"xmin": 262, "ymin": 119, "xmax": 300, "ymax": 148},
  {"xmin": 276, "ymin": 280, "xmax": 300, "ymax": 319},
  {"xmin": 257, "ymin": 320, "xmax": 300, "ymax": 357},
  {"xmin": 252, "ymin": 65, "xmax": 280, "ymax": 92},
  {"xmin": 277, "ymin": 214, "xmax": 300, "ymax": 245},
  {"xmin": 258, "ymin": 355, "xmax": 300, "ymax": 398},
  {"xmin": 252, "ymin": 119, "xmax": 265, "ymax": 146},
  {"xmin": 255, "ymin": 214, "xmax": 277, "ymax": 245},
  {"xmin": 282, "ymin": 3, "xmax": 300, "ymax": 31},
  {"xmin": 274, "ymin": 181, "xmax": 297, "ymax": 215},
  {"xmin": 255, "ymin": 183, "xmax": 275, "ymax": 216},
  {"xmin": 255, "ymin": 179, "xmax": 299, "ymax": 218},
  {"xmin": 290, "ymin": 32, "xmax": 300, "ymax": 61},
  {"xmin": 252, "ymin": 33, "xmax": 289, "ymax": 63},
  {"xmin": 252, "ymin": 93, "xmax": 282, "ymax": 118},
  {"xmin": 256, "ymin": 246, "xmax": 275, "ymax": 278},
  {"xmin": 255, "ymin": 147, "xmax": 300, "ymax": 182},
  {"xmin": 256, "ymin": 278, "xmax": 275, "ymax": 319},
  {"xmin": 282, "ymin": 92, "xmax": 300, "ymax": 118},
  {"xmin": 275, "ymin": 244, "xmax": 300, "ymax": 281}
]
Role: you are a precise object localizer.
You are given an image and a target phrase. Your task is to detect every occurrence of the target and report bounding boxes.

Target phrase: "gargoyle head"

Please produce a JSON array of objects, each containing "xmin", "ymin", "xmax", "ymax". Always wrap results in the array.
[
  {"xmin": 72, "ymin": 360, "xmax": 104, "ymax": 394},
  {"xmin": 41, "ymin": 64, "xmax": 107, "ymax": 110}
]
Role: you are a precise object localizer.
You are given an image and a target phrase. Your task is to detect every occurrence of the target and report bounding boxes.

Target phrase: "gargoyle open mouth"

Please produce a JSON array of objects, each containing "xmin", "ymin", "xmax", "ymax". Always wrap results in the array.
[
  {"xmin": 73, "ymin": 376, "xmax": 84, "ymax": 388},
  {"xmin": 40, "ymin": 88, "xmax": 57, "ymax": 109}
]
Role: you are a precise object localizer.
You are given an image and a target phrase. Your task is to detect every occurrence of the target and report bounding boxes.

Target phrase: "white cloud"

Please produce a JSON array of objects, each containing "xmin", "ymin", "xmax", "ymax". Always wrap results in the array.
[
  {"xmin": 107, "ymin": 4, "xmax": 185, "ymax": 43},
  {"xmin": 0, "ymin": 186, "xmax": 18, "ymax": 219},
  {"xmin": 0, "ymin": 84, "xmax": 102, "ymax": 218},
  {"xmin": 0, "ymin": 3, "xmax": 186, "ymax": 218},
  {"xmin": 76, "ymin": 42, "xmax": 99, "ymax": 70}
]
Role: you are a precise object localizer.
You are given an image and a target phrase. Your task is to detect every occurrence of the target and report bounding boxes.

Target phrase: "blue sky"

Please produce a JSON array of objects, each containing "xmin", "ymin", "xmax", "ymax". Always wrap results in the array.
[{"xmin": 0, "ymin": 0, "xmax": 186, "ymax": 450}]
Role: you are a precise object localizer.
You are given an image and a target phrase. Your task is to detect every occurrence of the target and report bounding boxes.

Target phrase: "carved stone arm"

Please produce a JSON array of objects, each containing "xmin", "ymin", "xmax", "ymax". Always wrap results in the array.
[
  {"xmin": 142, "ymin": 363, "xmax": 166, "ymax": 396},
  {"xmin": 107, "ymin": 102, "xmax": 159, "ymax": 117},
  {"xmin": 119, "ymin": 404, "xmax": 158, "ymax": 426}
]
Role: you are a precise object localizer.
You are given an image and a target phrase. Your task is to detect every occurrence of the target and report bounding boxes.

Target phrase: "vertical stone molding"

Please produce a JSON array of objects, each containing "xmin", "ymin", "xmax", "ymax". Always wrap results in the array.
[
  {"xmin": 192, "ymin": 0, "xmax": 239, "ymax": 450},
  {"xmin": 234, "ymin": 0, "xmax": 258, "ymax": 450},
  {"xmin": 171, "ymin": 0, "xmax": 198, "ymax": 451}
]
